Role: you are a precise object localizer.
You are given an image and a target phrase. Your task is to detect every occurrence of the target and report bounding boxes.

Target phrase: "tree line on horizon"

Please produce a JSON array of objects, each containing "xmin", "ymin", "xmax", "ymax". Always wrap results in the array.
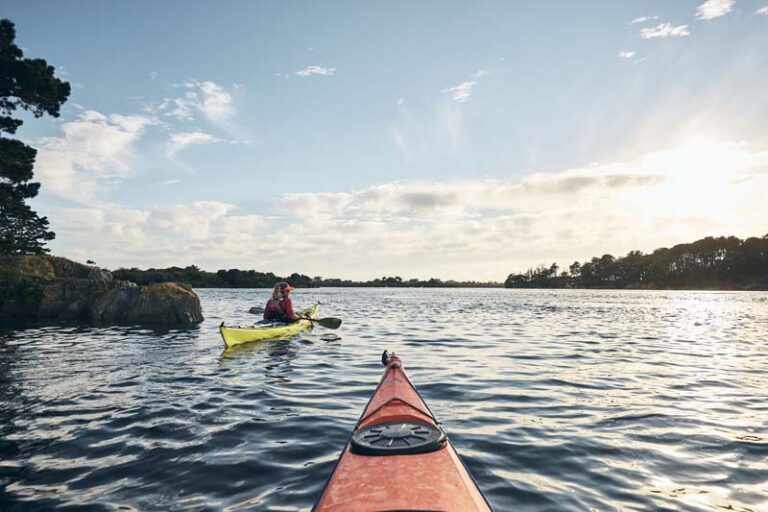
[
  {"xmin": 110, "ymin": 266, "xmax": 501, "ymax": 289},
  {"xmin": 505, "ymin": 234, "xmax": 768, "ymax": 290}
]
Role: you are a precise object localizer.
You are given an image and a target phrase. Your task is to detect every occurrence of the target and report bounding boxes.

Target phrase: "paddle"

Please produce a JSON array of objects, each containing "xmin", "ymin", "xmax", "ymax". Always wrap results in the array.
[
  {"xmin": 247, "ymin": 306, "xmax": 341, "ymax": 329},
  {"xmin": 306, "ymin": 316, "xmax": 343, "ymax": 329}
]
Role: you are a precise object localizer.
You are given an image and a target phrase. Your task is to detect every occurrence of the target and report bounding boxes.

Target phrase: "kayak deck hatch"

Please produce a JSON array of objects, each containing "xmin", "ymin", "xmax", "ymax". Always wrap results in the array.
[{"xmin": 313, "ymin": 351, "xmax": 492, "ymax": 512}]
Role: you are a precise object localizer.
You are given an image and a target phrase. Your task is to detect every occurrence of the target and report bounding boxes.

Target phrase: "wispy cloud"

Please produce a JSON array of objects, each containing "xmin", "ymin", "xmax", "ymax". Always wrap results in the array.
[
  {"xmin": 618, "ymin": 50, "xmax": 637, "ymax": 59},
  {"xmin": 165, "ymin": 131, "xmax": 221, "ymax": 158},
  {"xmin": 629, "ymin": 15, "xmax": 659, "ymax": 25},
  {"xmin": 442, "ymin": 81, "xmax": 478, "ymax": 103},
  {"xmin": 640, "ymin": 23, "xmax": 691, "ymax": 39},
  {"xmin": 391, "ymin": 126, "xmax": 411, "ymax": 163},
  {"xmin": 35, "ymin": 110, "xmax": 155, "ymax": 204},
  {"xmin": 149, "ymin": 80, "xmax": 238, "ymax": 125},
  {"xmin": 295, "ymin": 65, "xmax": 336, "ymax": 77},
  {"xmin": 756, "ymin": 6, "xmax": 768, "ymax": 15},
  {"xmin": 54, "ymin": 65, "xmax": 84, "ymax": 90},
  {"xmin": 695, "ymin": 0, "xmax": 735, "ymax": 20},
  {"xmin": 442, "ymin": 70, "xmax": 487, "ymax": 103},
  {"xmin": 153, "ymin": 95, "xmax": 194, "ymax": 121},
  {"xmin": 192, "ymin": 80, "xmax": 237, "ymax": 124}
]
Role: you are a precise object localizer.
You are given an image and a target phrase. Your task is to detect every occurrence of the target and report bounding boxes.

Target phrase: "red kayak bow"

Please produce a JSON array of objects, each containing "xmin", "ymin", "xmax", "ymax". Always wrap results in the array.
[{"xmin": 313, "ymin": 351, "xmax": 491, "ymax": 511}]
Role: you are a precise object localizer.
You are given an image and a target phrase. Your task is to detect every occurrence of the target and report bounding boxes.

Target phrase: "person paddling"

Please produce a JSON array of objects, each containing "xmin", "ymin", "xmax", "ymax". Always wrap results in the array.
[{"xmin": 263, "ymin": 282, "xmax": 303, "ymax": 323}]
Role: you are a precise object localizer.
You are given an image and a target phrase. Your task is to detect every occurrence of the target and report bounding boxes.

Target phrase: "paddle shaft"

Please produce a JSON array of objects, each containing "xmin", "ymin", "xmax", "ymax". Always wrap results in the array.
[{"xmin": 248, "ymin": 303, "xmax": 340, "ymax": 329}]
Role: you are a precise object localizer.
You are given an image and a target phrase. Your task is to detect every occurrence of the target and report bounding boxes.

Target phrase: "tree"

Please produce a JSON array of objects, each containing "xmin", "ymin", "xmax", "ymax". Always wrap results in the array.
[
  {"xmin": 569, "ymin": 261, "xmax": 581, "ymax": 278},
  {"xmin": 548, "ymin": 262, "xmax": 559, "ymax": 279},
  {"xmin": 0, "ymin": 19, "xmax": 70, "ymax": 255}
]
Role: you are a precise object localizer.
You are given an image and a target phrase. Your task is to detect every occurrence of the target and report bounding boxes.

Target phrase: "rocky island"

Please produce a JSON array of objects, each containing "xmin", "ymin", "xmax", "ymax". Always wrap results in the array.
[{"xmin": 0, "ymin": 255, "xmax": 204, "ymax": 327}]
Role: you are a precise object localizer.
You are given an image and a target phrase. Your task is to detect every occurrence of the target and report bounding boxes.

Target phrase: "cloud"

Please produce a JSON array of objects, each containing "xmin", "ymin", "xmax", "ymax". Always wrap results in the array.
[
  {"xmin": 295, "ymin": 65, "xmax": 336, "ymax": 77},
  {"xmin": 150, "ymin": 201, "xmax": 236, "ymax": 240},
  {"xmin": 35, "ymin": 110, "xmax": 155, "ymax": 204},
  {"xmin": 442, "ymin": 81, "xmax": 479, "ymax": 103},
  {"xmin": 618, "ymin": 50, "xmax": 636, "ymax": 59},
  {"xmin": 259, "ymin": 141, "xmax": 768, "ymax": 279},
  {"xmin": 442, "ymin": 70, "xmax": 487, "ymax": 103},
  {"xmin": 640, "ymin": 23, "xmax": 691, "ymax": 39},
  {"xmin": 629, "ymin": 16, "xmax": 659, "ymax": 24},
  {"xmin": 53, "ymin": 207, "xmax": 149, "ymax": 260},
  {"xmin": 153, "ymin": 95, "xmax": 194, "ymax": 121},
  {"xmin": 695, "ymin": 0, "xmax": 735, "ymax": 20},
  {"xmin": 196, "ymin": 81, "xmax": 236, "ymax": 124},
  {"xmin": 280, "ymin": 192, "xmax": 354, "ymax": 225},
  {"xmin": 442, "ymin": 101, "xmax": 462, "ymax": 153},
  {"xmin": 48, "ymin": 203, "xmax": 270, "ymax": 268},
  {"xmin": 432, "ymin": 72, "xmax": 489, "ymax": 153},
  {"xmin": 149, "ymin": 80, "xmax": 238, "ymax": 125},
  {"xmin": 391, "ymin": 126, "xmax": 411, "ymax": 163},
  {"xmin": 165, "ymin": 131, "xmax": 221, "ymax": 158},
  {"xmin": 756, "ymin": 6, "xmax": 768, "ymax": 15},
  {"xmin": 43, "ymin": 139, "xmax": 768, "ymax": 281}
]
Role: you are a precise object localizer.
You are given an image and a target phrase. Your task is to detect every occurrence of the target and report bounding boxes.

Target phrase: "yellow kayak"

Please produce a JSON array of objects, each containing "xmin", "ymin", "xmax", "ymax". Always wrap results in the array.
[{"xmin": 219, "ymin": 304, "xmax": 319, "ymax": 348}]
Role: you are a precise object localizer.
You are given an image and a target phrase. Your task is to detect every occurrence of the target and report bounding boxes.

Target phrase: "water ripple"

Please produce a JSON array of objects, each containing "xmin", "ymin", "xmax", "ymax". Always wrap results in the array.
[{"xmin": 1, "ymin": 288, "xmax": 767, "ymax": 511}]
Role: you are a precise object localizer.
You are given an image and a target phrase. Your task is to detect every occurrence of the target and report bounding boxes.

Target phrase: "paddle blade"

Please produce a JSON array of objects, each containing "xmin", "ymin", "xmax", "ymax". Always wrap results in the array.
[{"xmin": 314, "ymin": 317, "xmax": 342, "ymax": 329}]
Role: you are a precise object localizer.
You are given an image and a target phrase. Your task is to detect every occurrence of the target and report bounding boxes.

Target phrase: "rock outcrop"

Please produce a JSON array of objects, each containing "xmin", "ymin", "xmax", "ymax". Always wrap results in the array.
[
  {"xmin": 92, "ymin": 281, "xmax": 203, "ymax": 325},
  {"xmin": 0, "ymin": 255, "xmax": 203, "ymax": 327}
]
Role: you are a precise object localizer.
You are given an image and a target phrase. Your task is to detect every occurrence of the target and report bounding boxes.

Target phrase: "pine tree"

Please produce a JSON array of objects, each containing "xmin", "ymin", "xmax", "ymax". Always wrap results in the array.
[{"xmin": 0, "ymin": 19, "xmax": 70, "ymax": 254}]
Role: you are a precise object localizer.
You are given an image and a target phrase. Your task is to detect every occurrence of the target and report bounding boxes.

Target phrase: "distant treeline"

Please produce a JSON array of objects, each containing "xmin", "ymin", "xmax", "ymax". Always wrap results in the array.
[
  {"xmin": 310, "ymin": 276, "xmax": 500, "ymax": 288},
  {"xmin": 110, "ymin": 267, "xmax": 501, "ymax": 289},
  {"xmin": 505, "ymin": 235, "xmax": 768, "ymax": 290}
]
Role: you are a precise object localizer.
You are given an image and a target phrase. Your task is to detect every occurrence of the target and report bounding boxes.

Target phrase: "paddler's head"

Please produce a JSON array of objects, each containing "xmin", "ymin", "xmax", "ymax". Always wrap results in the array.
[{"xmin": 273, "ymin": 282, "xmax": 294, "ymax": 299}]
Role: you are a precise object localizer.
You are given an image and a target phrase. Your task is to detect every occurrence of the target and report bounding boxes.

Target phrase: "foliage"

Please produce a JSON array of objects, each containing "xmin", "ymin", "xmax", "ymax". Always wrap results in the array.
[
  {"xmin": 505, "ymin": 234, "xmax": 768, "ymax": 290},
  {"xmin": 314, "ymin": 276, "xmax": 500, "ymax": 288},
  {"xmin": 111, "ymin": 265, "xmax": 501, "ymax": 288},
  {"xmin": 0, "ymin": 255, "xmax": 44, "ymax": 321},
  {"xmin": 0, "ymin": 19, "xmax": 70, "ymax": 255}
]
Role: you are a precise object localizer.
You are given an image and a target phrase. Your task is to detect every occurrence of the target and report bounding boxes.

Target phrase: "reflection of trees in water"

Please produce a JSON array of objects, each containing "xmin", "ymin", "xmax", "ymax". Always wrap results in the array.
[{"xmin": 0, "ymin": 332, "xmax": 22, "ymax": 432}]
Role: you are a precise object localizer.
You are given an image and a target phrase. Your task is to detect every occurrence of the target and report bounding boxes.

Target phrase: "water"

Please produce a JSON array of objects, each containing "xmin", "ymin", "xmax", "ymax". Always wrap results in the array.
[{"xmin": 1, "ymin": 288, "xmax": 766, "ymax": 511}]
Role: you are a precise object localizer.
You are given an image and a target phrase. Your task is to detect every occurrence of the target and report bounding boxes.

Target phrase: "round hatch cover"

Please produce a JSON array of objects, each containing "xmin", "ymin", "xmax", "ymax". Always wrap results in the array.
[{"xmin": 350, "ymin": 421, "xmax": 446, "ymax": 455}]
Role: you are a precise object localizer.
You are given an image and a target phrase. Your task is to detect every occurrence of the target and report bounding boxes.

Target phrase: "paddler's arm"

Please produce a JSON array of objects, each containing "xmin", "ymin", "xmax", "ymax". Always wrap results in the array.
[{"xmin": 283, "ymin": 296, "xmax": 299, "ymax": 321}]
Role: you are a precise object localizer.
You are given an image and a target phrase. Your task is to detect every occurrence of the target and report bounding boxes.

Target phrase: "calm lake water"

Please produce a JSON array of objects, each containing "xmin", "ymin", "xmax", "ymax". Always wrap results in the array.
[{"xmin": 1, "ymin": 288, "xmax": 766, "ymax": 511}]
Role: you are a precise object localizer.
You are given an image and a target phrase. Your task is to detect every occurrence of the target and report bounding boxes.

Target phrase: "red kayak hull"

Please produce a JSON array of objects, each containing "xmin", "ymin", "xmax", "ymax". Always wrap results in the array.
[{"xmin": 313, "ymin": 353, "xmax": 491, "ymax": 511}]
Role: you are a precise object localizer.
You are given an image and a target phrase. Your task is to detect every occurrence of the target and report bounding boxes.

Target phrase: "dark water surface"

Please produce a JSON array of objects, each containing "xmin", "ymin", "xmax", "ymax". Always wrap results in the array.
[{"xmin": 1, "ymin": 288, "xmax": 767, "ymax": 511}]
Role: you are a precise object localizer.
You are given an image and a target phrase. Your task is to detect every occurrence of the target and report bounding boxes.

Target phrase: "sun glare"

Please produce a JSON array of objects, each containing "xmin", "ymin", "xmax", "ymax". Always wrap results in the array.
[
  {"xmin": 647, "ymin": 140, "xmax": 750, "ymax": 182},
  {"xmin": 636, "ymin": 139, "xmax": 758, "ymax": 220}
]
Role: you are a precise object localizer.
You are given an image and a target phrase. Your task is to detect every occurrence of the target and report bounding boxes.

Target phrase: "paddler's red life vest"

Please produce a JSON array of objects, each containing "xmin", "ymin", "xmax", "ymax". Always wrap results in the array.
[{"xmin": 263, "ymin": 296, "xmax": 295, "ymax": 322}]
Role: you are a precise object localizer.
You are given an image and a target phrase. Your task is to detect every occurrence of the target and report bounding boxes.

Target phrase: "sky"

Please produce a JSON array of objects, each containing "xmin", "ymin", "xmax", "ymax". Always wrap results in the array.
[{"xmin": 3, "ymin": 0, "xmax": 768, "ymax": 281}]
